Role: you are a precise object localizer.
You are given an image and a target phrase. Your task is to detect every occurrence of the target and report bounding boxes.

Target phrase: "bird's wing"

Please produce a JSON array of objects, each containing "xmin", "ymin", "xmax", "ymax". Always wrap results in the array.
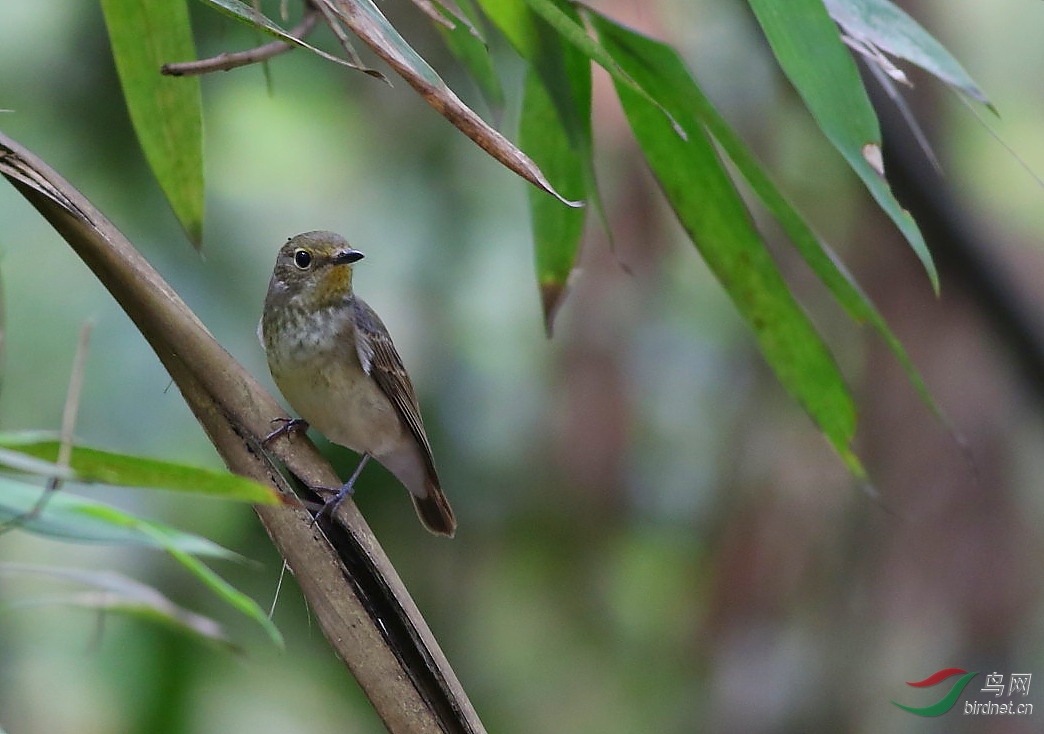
[{"xmin": 351, "ymin": 298, "xmax": 439, "ymax": 482}]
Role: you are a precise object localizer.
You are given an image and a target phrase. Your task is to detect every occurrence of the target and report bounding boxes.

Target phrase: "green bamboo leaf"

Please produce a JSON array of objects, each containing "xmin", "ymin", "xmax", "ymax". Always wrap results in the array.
[
  {"xmin": 139, "ymin": 525, "xmax": 284, "ymax": 647},
  {"xmin": 519, "ymin": 68, "xmax": 586, "ymax": 335},
  {"xmin": 0, "ymin": 477, "xmax": 240, "ymax": 556},
  {"xmin": 433, "ymin": 0, "xmax": 505, "ymax": 109},
  {"xmin": 518, "ymin": 0, "xmax": 676, "ymax": 133},
  {"xmin": 332, "ymin": 0, "xmax": 445, "ymax": 85},
  {"xmin": 522, "ymin": 0, "xmax": 611, "ymax": 72},
  {"xmin": 593, "ymin": 18, "xmax": 862, "ymax": 474},
  {"xmin": 0, "ymin": 563, "xmax": 236, "ymax": 650},
  {"xmin": 477, "ymin": 0, "xmax": 590, "ymax": 159},
  {"xmin": 474, "ymin": 0, "xmax": 537, "ymax": 55},
  {"xmin": 477, "ymin": 0, "xmax": 597, "ymax": 330},
  {"xmin": 101, "ymin": 0, "xmax": 204, "ymax": 245},
  {"xmin": 33, "ymin": 592, "xmax": 238, "ymax": 649},
  {"xmin": 746, "ymin": 0, "xmax": 937, "ymax": 292},
  {"xmin": 0, "ymin": 446, "xmax": 76, "ymax": 480},
  {"xmin": 482, "ymin": 0, "xmax": 678, "ymax": 142},
  {"xmin": 0, "ymin": 432, "xmax": 282, "ymax": 505},
  {"xmin": 589, "ymin": 13, "xmax": 939, "ymax": 420},
  {"xmin": 824, "ymin": 0, "xmax": 990, "ymax": 106},
  {"xmin": 0, "ymin": 481, "xmax": 280, "ymax": 644}
]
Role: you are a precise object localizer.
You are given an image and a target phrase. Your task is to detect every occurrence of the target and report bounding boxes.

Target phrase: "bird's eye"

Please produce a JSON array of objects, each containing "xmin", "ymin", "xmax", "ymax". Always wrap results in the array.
[{"xmin": 293, "ymin": 249, "xmax": 313, "ymax": 270}]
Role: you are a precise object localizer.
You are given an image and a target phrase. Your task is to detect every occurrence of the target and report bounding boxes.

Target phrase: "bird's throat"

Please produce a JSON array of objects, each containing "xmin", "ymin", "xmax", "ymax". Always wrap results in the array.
[{"xmin": 315, "ymin": 263, "xmax": 353, "ymax": 307}]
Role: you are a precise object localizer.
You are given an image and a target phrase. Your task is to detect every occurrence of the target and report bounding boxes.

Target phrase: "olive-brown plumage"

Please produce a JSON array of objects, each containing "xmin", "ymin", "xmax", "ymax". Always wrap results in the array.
[{"xmin": 260, "ymin": 231, "xmax": 456, "ymax": 536}]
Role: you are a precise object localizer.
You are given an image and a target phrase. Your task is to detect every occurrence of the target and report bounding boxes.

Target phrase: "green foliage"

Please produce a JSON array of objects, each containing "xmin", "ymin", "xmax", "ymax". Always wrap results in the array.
[
  {"xmin": 0, "ymin": 563, "xmax": 238, "ymax": 650},
  {"xmin": 0, "ymin": 432, "xmax": 282, "ymax": 504},
  {"xmin": 98, "ymin": 0, "xmax": 986, "ymax": 480},
  {"xmin": 433, "ymin": 0, "xmax": 505, "ymax": 109},
  {"xmin": 500, "ymin": 1, "xmax": 592, "ymax": 332},
  {"xmin": 519, "ymin": 68, "xmax": 586, "ymax": 334},
  {"xmin": 0, "ymin": 434, "xmax": 283, "ymax": 645},
  {"xmin": 825, "ymin": 0, "xmax": 991, "ymax": 106},
  {"xmin": 0, "ymin": 479, "xmax": 282, "ymax": 645},
  {"xmin": 0, "ymin": 478, "xmax": 237, "ymax": 552},
  {"xmin": 593, "ymin": 14, "xmax": 862, "ymax": 473},
  {"xmin": 100, "ymin": 0, "xmax": 204, "ymax": 244},
  {"xmin": 748, "ymin": 0, "xmax": 936, "ymax": 291}
]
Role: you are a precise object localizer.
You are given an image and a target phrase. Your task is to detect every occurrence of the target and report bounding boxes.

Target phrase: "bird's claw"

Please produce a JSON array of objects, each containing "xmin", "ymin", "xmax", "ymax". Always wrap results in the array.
[
  {"xmin": 262, "ymin": 417, "xmax": 309, "ymax": 446},
  {"xmin": 306, "ymin": 454, "xmax": 370, "ymax": 526}
]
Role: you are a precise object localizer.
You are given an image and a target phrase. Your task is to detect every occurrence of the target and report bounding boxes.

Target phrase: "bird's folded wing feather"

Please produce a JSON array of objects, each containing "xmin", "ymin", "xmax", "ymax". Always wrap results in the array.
[{"xmin": 351, "ymin": 298, "xmax": 439, "ymax": 482}]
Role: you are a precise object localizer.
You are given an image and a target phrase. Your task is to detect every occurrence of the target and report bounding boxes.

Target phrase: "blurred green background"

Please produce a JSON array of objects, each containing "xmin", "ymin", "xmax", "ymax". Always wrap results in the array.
[{"xmin": 2, "ymin": 1, "xmax": 1044, "ymax": 732}]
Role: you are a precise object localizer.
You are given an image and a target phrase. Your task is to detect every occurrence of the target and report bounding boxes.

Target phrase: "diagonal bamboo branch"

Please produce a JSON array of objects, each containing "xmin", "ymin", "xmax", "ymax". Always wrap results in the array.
[{"xmin": 0, "ymin": 130, "xmax": 484, "ymax": 734}]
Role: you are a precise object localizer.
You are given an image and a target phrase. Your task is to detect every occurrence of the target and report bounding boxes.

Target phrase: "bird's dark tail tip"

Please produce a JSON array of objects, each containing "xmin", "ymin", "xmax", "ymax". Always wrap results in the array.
[{"xmin": 412, "ymin": 483, "xmax": 456, "ymax": 537}]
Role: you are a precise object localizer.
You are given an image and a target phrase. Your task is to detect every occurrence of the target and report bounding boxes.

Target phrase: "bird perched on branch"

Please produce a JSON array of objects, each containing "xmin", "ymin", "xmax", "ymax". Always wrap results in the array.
[{"xmin": 260, "ymin": 230, "xmax": 456, "ymax": 537}]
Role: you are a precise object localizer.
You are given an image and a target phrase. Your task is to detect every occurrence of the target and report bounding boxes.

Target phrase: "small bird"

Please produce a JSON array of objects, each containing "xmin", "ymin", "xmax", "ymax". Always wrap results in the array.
[{"xmin": 259, "ymin": 231, "xmax": 456, "ymax": 536}]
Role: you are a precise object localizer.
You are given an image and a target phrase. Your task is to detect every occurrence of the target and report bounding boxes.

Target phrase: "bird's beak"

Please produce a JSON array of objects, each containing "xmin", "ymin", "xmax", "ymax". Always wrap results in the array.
[{"xmin": 331, "ymin": 249, "xmax": 365, "ymax": 265}]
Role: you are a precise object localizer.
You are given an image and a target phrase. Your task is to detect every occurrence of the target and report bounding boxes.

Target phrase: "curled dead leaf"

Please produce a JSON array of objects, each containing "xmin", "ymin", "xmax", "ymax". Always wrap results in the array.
[{"xmin": 321, "ymin": 0, "xmax": 581, "ymax": 207}]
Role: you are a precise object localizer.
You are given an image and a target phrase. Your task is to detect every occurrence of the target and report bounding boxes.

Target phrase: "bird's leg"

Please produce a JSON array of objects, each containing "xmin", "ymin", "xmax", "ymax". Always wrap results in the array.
[
  {"xmin": 262, "ymin": 417, "xmax": 309, "ymax": 446},
  {"xmin": 314, "ymin": 453, "xmax": 371, "ymax": 521}
]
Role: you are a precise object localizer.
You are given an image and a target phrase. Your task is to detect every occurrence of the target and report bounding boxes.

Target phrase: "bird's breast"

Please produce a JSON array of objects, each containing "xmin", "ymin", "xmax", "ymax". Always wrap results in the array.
[{"xmin": 263, "ymin": 304, "xmax": 405, "ymax": 455}]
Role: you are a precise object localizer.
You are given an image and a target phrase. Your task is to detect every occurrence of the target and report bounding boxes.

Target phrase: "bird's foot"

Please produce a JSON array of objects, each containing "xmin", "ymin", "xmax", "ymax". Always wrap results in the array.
[
  {"xmin": 262, "ymin": 417, "xmax": 309, "ymax": 446},
  {"xmin": 310, "ymin": 453, "xmax": 371, "ymax": 525}
]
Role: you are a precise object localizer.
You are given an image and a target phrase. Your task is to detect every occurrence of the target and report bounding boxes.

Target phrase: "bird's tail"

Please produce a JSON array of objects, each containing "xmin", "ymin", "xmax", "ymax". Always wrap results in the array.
[{"xmin": 411, "ymin": 480, "xmax": 456, "ymax": 537}]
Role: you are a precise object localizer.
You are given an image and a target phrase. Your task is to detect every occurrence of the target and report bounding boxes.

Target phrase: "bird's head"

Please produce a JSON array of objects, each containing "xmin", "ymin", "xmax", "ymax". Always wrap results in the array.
[{"xmin": 267, "ymin": 231, "xmax": 365, "ymax": 308}]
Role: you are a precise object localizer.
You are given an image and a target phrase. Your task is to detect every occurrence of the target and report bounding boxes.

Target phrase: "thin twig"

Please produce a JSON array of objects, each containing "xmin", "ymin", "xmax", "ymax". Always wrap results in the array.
[
  {"xmin": 161, "ymin": 9, "xmax": 319, "ymax": 77},
  {"xmin": 409, "ymin": 0, "xmax": 456, "ymax": 31},
  {"xmin": 51, "ymin": 321, "xmax": 93, "ymax": 490},
  {"xmin": 269, "ymin": 558, "xmax": 289, "ymax": 619},
  {"xmin": 312, "ymin": 0, "xmax": 368, "ymax": 71},
  {"xmin": 0, "ymin": 321, "xmax": 92, "ymax": 534}
]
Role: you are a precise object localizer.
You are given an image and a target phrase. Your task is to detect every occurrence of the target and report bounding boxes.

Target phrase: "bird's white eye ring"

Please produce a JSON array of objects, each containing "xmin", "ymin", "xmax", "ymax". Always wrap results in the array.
[{"xmin": 293, "ymin": 249, "xmax": 313, "ymax": 270}]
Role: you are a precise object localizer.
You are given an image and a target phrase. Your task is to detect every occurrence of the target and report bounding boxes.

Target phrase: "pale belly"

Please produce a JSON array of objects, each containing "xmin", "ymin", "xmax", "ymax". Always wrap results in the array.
[{"xmin": 269, "ymin": 348, "xmax": 408, "ymax": 458}]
